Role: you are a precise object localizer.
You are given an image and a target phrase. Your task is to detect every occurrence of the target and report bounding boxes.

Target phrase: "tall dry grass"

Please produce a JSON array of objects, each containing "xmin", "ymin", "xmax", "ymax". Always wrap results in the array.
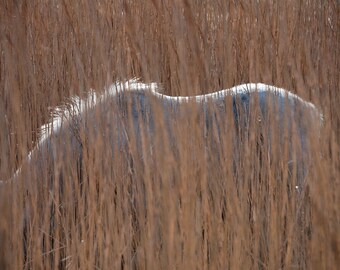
[{"xmin": 0, "ymin": 0, "xmax": 339, "ymax": 269}]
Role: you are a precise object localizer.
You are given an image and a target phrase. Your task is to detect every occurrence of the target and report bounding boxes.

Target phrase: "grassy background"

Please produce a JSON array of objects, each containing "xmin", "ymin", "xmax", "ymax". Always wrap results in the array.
[{"xmin": 0, "ymin": 0, "xmax": 339, "ymax": 269}]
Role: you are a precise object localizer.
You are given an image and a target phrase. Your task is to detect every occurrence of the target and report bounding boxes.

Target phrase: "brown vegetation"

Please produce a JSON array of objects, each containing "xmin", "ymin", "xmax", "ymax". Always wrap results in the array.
[{"xmin": 0, "ymin": 1, "xmax": 339, "ymax": 269}]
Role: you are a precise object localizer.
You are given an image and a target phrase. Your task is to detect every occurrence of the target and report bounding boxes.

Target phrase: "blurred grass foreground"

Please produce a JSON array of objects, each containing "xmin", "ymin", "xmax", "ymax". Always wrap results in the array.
[{"xmin": 0, "ymin": 1, "xmax": 339, "ymax": 269}]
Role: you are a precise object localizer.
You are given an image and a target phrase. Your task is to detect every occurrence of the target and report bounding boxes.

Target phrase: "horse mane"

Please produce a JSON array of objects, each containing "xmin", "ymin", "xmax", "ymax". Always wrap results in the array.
[{"xmin": 38, "ymin": 78, "xmax": 160, "ymax": 146}]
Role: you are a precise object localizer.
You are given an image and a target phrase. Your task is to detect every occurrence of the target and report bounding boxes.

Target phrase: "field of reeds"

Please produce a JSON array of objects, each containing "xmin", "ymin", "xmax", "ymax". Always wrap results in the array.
[{"xmin": 0, "ymin": 1, "xmax": 339, "ymax": 269}]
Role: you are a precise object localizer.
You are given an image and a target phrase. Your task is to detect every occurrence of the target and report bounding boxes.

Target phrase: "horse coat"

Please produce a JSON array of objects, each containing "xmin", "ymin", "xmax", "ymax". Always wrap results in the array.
[
  {"xmin": 5, "ymin": 79, "xmax": 322, "ymax": 188},
  {"xmin": 2, "ymin": 79, "xmax": 323, "ymax": 265}
]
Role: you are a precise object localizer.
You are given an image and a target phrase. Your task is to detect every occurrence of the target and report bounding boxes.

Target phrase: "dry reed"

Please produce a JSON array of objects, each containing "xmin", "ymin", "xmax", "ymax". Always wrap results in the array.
[{"xmin": 0, "ymin": 1, "xmax": 339, "ymax": 269}]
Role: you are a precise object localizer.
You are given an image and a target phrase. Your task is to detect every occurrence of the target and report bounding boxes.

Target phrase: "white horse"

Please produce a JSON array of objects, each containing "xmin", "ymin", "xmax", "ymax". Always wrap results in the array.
[
  {"xmin": 2, "ymin": 78, "xmax": 322, "ymax": 186},
  {"xmin": 2, "ymin": 79, "xmax": 323, "ymax": 265}
]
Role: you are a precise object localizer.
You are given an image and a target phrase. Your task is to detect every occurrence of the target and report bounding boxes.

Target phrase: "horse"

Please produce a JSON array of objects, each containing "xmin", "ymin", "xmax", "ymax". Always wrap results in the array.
[
  {"xmin": 2, "ymin": 78, "xmax": 323, "ymax": 267},
  {"xmin": 6, "ymin": 78, "xmax": 322, "ymax": 185}
]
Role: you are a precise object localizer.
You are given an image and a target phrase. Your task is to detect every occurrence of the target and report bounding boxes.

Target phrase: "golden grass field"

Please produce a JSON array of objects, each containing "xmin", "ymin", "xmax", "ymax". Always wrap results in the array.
[{"xmin": 0, "ymin": 1, "xmax": 339, "ymax": 269}]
